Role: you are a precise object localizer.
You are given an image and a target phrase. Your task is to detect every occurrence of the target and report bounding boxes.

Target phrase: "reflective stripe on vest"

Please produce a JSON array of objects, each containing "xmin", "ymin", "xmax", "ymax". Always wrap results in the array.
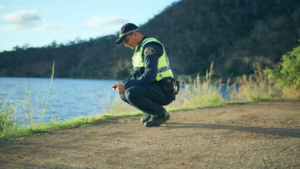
[{"xmin": 157, "ymin": 65, "xmax": 170, "ymax": 73}]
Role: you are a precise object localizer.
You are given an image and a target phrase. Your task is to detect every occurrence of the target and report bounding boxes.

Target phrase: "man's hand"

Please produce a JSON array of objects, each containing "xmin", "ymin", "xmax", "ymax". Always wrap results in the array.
[
  {"xmin": 110, "ymin": 82, "xmax": 119, "ymax": 90},
  {"xmin": 116, "ymin": 83, "xmax": 125, "ymax": 93},
  {"xmin": 110, "ymin": 82, "xmax": 125, "ymax": 93}
]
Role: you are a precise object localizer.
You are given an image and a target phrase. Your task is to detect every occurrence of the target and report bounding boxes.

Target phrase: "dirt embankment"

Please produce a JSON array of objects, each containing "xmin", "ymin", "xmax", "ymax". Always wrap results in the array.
[{"xmin": 1, "ymin": 100, "xmax": 300, "ymax": 169}]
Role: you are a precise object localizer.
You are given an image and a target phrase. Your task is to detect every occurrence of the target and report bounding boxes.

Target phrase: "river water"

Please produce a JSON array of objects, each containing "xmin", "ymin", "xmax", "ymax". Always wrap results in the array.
[{"xmin": 0, "ymin": 77, "xmax": 120, "ymax": 124}]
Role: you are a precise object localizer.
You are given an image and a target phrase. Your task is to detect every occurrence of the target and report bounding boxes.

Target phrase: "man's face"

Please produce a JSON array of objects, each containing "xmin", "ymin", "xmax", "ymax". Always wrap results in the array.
[{"xmin": 123, "ymin": 33, "xmax": 136, "ymax": 49}]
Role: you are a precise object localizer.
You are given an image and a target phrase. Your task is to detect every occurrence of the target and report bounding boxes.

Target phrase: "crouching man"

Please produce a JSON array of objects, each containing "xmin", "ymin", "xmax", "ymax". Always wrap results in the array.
[{"xmin": 110, "ymin": 23, "xmax": 178, "ymax": 127}]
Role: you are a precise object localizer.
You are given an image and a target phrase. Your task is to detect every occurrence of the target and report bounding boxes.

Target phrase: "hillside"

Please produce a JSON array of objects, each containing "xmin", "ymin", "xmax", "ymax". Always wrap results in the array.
[{"xmin": 1, "ymin": 0, "xmax": 300, "ymax": 80}]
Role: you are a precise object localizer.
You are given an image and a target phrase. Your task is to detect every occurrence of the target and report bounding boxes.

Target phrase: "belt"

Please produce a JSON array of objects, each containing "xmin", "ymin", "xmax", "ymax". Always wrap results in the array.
[
  {"xmin": 155, "ymin": 80, "xmax": 164, "ymax": 86},
  {"xmin": 155, "ymin": 77, "xmax": 174, "ymax": 86}
]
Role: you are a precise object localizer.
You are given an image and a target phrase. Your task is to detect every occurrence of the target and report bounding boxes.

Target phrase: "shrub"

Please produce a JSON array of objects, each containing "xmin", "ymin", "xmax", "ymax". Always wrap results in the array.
[{"xmin": 264, "ymin": 44, "xmax": 300, "ymax": 97}]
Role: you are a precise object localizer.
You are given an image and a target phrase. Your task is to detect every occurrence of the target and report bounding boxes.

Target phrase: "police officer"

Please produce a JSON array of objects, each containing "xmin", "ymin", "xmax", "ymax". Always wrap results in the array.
[{"xmin": 110, "ymin": 23, "xmax": 176, "ymax": 127}]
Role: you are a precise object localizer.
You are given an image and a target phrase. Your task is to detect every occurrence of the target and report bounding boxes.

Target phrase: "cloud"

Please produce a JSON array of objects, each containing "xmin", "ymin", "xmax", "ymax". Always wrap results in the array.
[
  {"xmin": 36, "ymin": 23, "xmax": 60, "ymax": 30},
  {"xmin": 12, "ymin": 6, "xmax": 25, "ymax": 9},
  {"xmin": 1, "ymin": 10, "xmax": 59, "ymax": 30},
  {"xmin": 0, "ymin": 5, "xmax": 6, "ymax": 9},
  {"xmin": 82, "ymin": 15, "xmax": 127, "ymax": 28},
  {"xmin": 79, "ymin": 15, "xmax": 127, "ymax": 35}
]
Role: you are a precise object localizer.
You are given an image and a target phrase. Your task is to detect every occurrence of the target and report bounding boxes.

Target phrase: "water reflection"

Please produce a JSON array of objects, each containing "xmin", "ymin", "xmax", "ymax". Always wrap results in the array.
[{"xmin": 0, "ymin": 77, "xmax": 119, "ymax": 125}]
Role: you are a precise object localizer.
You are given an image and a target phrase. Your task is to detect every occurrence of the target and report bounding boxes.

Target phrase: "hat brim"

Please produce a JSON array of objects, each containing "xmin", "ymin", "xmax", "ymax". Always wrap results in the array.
[{"xmin": 115, "ymin": 34, "xmax": 127, "ymax": 44}]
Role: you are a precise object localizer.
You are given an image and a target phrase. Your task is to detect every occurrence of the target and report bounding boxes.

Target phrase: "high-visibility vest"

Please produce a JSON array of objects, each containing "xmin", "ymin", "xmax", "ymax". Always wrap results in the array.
[{"xmin": 132, "ymin": 38, "xmax": 174, "ymax": 81}]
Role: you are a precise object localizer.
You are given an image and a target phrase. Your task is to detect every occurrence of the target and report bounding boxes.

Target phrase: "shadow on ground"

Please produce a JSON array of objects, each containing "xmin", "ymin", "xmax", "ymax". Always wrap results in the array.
[{"xmin": 166, "ymin": 122, "xmax": 300, "ymax": 138}]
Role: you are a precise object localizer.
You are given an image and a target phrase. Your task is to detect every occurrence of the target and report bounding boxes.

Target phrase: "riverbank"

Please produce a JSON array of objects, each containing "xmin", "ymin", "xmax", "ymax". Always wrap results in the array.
[
  {"xmin": 1, "ymin": 62, "xmax": 289, "ymax": 139},
  {"xmin": 0, "ymin": 100, "xmax": 299, "ymax": 168}
]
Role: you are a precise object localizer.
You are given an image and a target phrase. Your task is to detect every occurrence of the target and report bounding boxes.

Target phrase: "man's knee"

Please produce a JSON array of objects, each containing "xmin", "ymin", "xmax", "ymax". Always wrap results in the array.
[{"xmin": 125, "ymin": 87, "xmax": 141, "ymax": 103}]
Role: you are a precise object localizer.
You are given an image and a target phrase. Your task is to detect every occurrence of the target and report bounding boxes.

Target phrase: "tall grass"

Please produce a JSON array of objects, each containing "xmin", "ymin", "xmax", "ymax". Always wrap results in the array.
[
  {"xmin": 0, "ymin": 62, "xmax": 55, "ymax": 138},
  {"xmin": 229, "ymin": 63, "xmax": 281, "ymax": 101},
  {"xmin": 101, "ymin": 62, "xmax": 283, "ymax": 114},
  {"xmin": 0, "ymin": 95, "xmax": 17, "ymax": 133},
  {"xmin": 21, "ymin": 61, "xmax": 55, "ymax": 125},
  {"xmin": 166, "ymin": 62, "xmax": 225, "ymax": 110},
  {"xmin": 22, "ymin": 81, "xmax": 34, "ymax": 126},
  {"xmin": 37, "ymin": 62, "xmax": 55, "ymax": 122}
]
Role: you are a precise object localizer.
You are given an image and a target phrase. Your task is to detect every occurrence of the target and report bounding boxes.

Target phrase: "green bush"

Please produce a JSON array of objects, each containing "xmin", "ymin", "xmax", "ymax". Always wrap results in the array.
[{"xmin": 264, "ymin": 44, "xmax": 300, "ymax": 91}]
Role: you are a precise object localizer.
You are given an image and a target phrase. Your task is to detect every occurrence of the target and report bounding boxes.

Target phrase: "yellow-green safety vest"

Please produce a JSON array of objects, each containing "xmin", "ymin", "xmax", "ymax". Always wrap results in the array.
[{"xmin": 132, "ymin": 38, "xmax": 174, "ymax": 81}]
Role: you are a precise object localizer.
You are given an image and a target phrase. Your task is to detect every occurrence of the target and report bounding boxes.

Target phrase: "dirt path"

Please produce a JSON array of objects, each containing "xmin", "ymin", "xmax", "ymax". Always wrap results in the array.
[{"xmin": 1, "ymin": 100, "xmax": 300, "ymax": 169}]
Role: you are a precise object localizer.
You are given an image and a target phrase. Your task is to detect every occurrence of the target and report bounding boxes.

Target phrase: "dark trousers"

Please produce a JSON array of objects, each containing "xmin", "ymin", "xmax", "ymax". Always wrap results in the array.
[{"xmin": 119, "ymin": 83, "xmax": 175, "ymax": 116}]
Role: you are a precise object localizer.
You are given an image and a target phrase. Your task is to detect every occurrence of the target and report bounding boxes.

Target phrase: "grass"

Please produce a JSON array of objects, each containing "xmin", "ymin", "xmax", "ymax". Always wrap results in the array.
[
  {"xmin": 0, "ymin": 95, "xmax": 17, "ymax": 133},
  {"xmin": 22, "ymin": 81, "xmax": 34, "ymax": 126},
  {"xmin": 0, "ymin": 62, "xmax": 295, "ymax": 140},
  {"xmin": 0, "ymin": 112, "xmax": 144, "ymax": 139},
  {"xmin": 228, "ymin": 63, "xmax": 282, "ymax": 101}
]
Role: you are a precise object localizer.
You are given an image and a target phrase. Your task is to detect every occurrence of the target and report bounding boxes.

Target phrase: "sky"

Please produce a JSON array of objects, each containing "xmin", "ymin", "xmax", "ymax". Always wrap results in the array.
[{"xmin": 0, "ymin": 0, "xmax": 180, "ymax": 52}]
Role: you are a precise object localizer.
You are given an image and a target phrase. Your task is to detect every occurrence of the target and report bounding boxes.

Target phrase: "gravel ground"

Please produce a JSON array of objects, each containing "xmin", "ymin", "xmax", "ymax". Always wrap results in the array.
[{"xmin": 0, "ymin": 100, "xmax": 300, "ymax": 169}]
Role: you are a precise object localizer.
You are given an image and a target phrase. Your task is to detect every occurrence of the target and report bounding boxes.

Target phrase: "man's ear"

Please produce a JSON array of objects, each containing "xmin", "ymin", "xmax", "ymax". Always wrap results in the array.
[{"xmin": 133, "ymin": 31, "xmax": 138, "ymax": 37}]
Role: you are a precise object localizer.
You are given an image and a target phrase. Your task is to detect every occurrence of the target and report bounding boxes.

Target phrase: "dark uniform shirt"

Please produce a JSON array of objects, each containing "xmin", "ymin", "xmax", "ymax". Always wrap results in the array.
[{"xmin": 124, "ymin": 36, "xmax": 164, "ymax": 90}]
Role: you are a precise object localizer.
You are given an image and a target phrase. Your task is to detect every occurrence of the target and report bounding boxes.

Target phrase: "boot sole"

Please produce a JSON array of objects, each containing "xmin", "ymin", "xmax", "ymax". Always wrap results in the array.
[
  {"xmin": 144, "ymin": 113, "xmax": 170, "ymax": 127},
  {"xmin": 141, "ymin": 116, "xmax": 151, "ymax": 124}
]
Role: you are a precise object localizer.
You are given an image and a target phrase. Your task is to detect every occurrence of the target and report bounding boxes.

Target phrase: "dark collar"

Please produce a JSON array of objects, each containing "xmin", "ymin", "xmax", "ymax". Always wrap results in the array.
[{"xmin": 135, "ymin": 35, "xmax": 148, "ymax": 52}]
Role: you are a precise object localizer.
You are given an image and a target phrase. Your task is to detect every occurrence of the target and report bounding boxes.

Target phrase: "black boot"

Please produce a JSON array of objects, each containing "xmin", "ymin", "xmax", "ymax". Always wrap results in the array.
[
  {"xmin": 141, "ymin": 115, "xmax": 151, "ymax": 124},
  {"xmin": 144, "ymin": 112, "xmax": 170, "ymax": 127}
]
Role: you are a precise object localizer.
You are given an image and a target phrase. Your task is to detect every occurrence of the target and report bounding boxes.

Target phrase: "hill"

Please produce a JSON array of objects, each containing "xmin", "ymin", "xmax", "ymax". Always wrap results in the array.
[{"xmin": 1, "ymin": 0, "xmax": 300, "ymax": 80}]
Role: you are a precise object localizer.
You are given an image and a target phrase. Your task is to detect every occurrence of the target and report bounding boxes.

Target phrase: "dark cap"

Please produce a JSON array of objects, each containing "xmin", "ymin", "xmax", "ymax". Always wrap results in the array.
[{"xmin": 115, "ymin": 23, "xmax": 139, "ymax": 44}]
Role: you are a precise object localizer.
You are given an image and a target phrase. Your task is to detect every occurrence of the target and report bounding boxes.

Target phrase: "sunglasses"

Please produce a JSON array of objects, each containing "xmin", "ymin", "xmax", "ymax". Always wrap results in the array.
[{"xmin": 122, "ymin": 33, "xmax": 133, "ymax": 44}]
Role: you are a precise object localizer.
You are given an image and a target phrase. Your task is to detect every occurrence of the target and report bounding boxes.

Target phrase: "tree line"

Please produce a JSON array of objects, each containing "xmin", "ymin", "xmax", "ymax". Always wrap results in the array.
[{"xmin": 0, "ymin": 0, "xmax": 300, "ymax": 80}]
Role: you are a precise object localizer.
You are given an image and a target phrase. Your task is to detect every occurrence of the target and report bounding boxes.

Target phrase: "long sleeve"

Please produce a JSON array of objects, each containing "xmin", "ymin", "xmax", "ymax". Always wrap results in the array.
[{"xmin": 124, "ymin": 43, "xmax": 163, "ymax": 89}]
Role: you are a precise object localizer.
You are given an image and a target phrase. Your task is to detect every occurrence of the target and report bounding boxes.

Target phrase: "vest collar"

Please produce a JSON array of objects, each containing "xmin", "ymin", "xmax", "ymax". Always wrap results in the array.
[{"xmin": 135, "ymin": 35, "xmax": 148, "ymax": 52}]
